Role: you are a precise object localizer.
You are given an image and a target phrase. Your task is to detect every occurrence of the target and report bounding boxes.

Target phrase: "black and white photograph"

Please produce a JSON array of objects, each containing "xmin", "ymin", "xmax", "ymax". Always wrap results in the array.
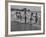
[
  {"xmin": 8, "ymin": 2, "xmax": 44, "ymax": 35},
  {"xmin": 11, "ymin": 5, "xmax": 41, "ymax": 31}
]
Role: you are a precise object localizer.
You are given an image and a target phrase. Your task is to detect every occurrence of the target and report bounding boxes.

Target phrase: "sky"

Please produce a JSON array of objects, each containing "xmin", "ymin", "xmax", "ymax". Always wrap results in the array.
[{"xmin": 11, "ymin": 5, "xmax": 41, "ymax": 11}]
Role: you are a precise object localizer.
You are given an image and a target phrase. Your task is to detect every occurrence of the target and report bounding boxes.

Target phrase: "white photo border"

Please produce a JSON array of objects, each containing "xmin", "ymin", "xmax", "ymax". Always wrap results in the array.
[{"xmin": 8, "ymin": 2, "xmax": 44, "ymax": 35}]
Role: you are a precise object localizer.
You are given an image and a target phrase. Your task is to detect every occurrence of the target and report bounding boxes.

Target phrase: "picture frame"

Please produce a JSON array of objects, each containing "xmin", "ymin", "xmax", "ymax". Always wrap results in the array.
[{"xmin": 5, "ymin": 1, "xmax": 45, "ymax": 36}]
